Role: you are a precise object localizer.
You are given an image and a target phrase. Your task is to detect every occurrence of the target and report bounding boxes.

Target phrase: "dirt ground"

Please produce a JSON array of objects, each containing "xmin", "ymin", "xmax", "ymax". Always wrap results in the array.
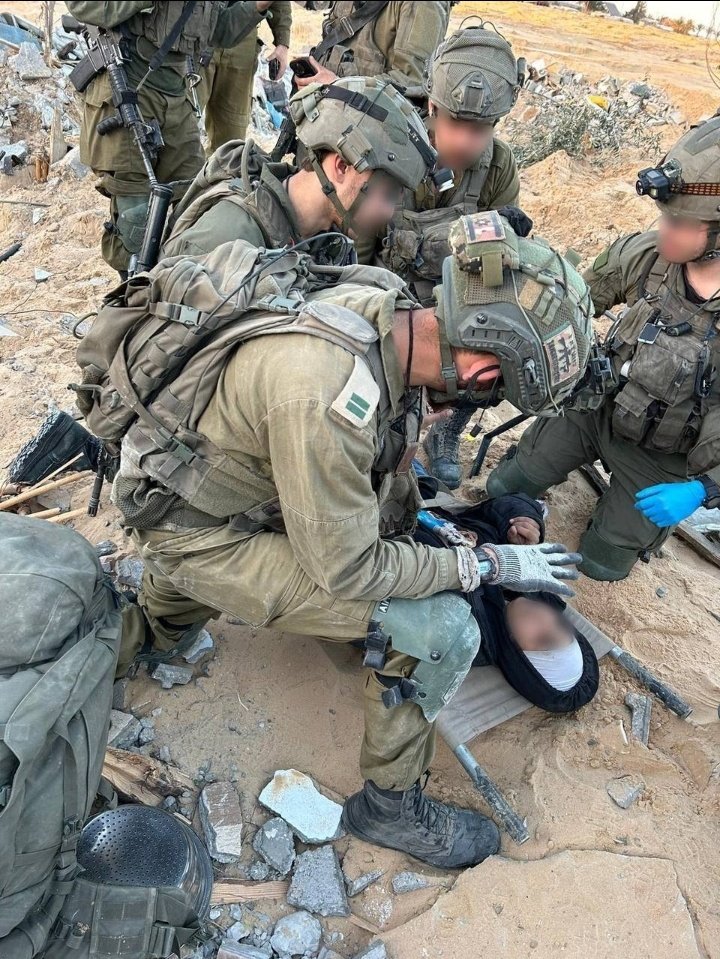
[{"xmin": 1, "ymin": 3, "xmax": 719, "ymax": 958}]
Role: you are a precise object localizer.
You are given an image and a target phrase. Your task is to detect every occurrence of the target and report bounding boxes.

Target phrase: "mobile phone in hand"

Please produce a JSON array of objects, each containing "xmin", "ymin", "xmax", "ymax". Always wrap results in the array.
[
  {"xmin": 290, "ymin": 56, "xmax": 318, "ymax": 79},
  {"xmin": 269, "ymin": 58, "xmax": 280, "ymax": 81}
]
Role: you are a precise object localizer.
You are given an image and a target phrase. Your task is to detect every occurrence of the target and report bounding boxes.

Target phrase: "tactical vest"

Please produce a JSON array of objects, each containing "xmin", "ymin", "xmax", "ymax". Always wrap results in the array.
[
  {"xmin": 379, "ymin": 154, "xmax": 492, "ymax": 305},
  {"xmin": 608, "ymin": 254, "xmax": 720, "ymax": 468},
  {"xmin": 113, "ymin": 264, "xmax": 423, "ymax": 538},
  {"xmin": 163, "ymin": 141, "xmax": 298, "ymax": 256},
  {"xmin": 124, "ymin": 0, "xmax": 225, "ymax": 58},
  {"xmin": 314, "ymin": 1, "xmax": 392, "ymax": 78}
]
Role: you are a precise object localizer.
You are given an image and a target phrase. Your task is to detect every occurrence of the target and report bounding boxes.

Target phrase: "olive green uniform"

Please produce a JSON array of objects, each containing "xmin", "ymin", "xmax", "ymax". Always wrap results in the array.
[
  {"xmin": 315, "ymin": 1, "xmax": 452, "ymax": 92},
  {"xmin": 200, "ymin": 2, "xmax": 292, "ymax": 154},
  {"xmin": 116, "ymin": 285, "xmax": 473, "ymax": 790},
  {"xmin": 365, "ymin": 135, "xmax": 520, "ymax": 299},
  {"xmin": 68, "ymin": 0, "xmax": 268, "ymax": 272},
  {"xmin": 487, "ymin": 231, "xmax": 720, "ymax": 580}
]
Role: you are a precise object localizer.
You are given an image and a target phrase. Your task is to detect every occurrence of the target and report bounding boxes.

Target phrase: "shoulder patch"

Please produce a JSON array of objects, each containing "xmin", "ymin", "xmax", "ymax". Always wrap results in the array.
[
  {"xmin": 591, "ymin": 248, "xmax": 610, "ymax": 272},
  {"xmin": 330, "ymin": 355, "xmax": 380, "ymax": 429}
]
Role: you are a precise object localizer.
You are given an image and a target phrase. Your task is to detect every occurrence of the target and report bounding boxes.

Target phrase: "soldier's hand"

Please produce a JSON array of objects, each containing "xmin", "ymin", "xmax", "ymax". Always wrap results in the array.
[
  {"xmin": 506, "ymin": 517, "xmax": 541, "ymax": 546},
  {"xmin": 478, "ymin": 542, "xmax": 582, "ymax": 597},
  {"xmin": 265, "ymin": 44, "xmax": 289, "ymax": 78},
  {"xmin": 294, "ymin": 55, "xmax": 337, "ymax": 88}
]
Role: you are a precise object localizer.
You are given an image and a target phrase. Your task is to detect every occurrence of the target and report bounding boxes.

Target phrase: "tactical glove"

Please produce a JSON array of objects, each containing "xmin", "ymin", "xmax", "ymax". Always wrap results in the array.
[{"xmin": 478, "ymin": 542, "xmax": 582, "ymax": 597}]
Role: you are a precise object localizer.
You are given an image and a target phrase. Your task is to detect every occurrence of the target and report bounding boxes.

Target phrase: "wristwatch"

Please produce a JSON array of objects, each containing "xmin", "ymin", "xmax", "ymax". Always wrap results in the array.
[{"xmin": 699, "ymin": 475, "xmax": 720, "ymax": 510}]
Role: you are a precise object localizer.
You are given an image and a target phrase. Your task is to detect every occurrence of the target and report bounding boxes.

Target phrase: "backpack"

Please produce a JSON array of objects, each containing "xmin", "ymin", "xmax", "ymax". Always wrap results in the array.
[{"xmin": 0, "ymin": 513, "xmax": 121, "ymax": 959}]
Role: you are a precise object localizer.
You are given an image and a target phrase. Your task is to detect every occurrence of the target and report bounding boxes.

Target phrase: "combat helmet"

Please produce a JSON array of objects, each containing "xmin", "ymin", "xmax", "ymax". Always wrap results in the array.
[
  {"xmin": 433, "ymin": 211, "xmax": 594, "ymax": 415},
  {"xmin": 289, "ymin": 76, "xmax": 436, "ymax": 230},
  {"xmin": 424, "ymin": 22, "xmax": 525, "ymax": 123},
  {"xmin": 636, "ymin": 115, "xmax": 720, "ymax": 256}
]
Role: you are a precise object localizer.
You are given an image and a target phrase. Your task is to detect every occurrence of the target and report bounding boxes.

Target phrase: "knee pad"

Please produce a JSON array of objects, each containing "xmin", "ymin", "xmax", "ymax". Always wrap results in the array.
[
  {"xmin": 579, "ymin": 525, "xmax": 638, "ymax": 581},
  {"xmin": 486, "ymin": 451, "xmax": 544, "ymax": 499},
  {"xmin": 372, "ymin": 593, "xmax": 481, "ymax": 722},
  {"xmin": 115, "ymin": 194, "xmax": 150, "ymax": 254}
]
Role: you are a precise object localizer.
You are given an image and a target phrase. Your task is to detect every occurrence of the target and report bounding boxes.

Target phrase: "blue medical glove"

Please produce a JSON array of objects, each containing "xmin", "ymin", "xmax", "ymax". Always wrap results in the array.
[{"xmin": 634, "ymin": 480, "xmax": 705, "ymax": 527}]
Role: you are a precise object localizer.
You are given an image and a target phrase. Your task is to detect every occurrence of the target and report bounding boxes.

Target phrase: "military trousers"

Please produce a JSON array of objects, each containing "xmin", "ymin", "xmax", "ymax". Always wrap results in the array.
[
  {"xmin": 200, "ymin": 31, "xmax": 259, "ymax": 155},
  {"xmin": 486, "ymin": 402, "xmax": 688, "ymax": 581},
  {"xmin": 120, "ymin": 522, "xmax": 466, "ymax": 791},
  {"xmin": 79, "ymin": 72, "xmax": 205, "ymax": 272}
]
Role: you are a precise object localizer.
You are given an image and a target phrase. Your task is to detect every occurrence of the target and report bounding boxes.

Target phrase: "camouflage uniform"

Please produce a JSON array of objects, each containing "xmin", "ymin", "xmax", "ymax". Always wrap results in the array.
[
  {"xmin": 200, "ymin": 1, "xmax": 292, "ymax": 154},
  {"xmin": 68, "ymin": 0, "xmax": 268, "ymax": 272},
  {"xmin": 313, "ymin": 1, "xmax": 452, "ymax": 93}
]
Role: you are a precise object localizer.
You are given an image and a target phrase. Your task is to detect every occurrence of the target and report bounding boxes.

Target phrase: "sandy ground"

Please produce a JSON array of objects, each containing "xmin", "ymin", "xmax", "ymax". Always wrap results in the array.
[{"xmin": 0, "ymin": 3, "xmax": 719, "ymax": 957}]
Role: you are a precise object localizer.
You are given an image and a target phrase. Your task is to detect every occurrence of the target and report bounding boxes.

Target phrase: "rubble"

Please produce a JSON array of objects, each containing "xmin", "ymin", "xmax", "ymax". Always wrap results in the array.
[
  {"xmin": 353, "ymin": 944, "xmax": 387, "ymax": 959},
  {"xmin": 218, "ymin": 942, "xmax": 273, "ymax": 959},
  {"xmin": 183, "ymin": 628, "xmax": 216, "ymax": 664},
  {"xmin": 151, "ymin": 663, "xmax": 193, "ymax": 689},
  {"xmin": 248, "ymin": 860, "xmax": 271, "ymax": 881},
  {"xmin": 270, "ymin": 911, "xmax": 322, "ymax": 958},
  {"xmin": 606, "ymin": 776, "xmax": 645, "ymax": 809},
  {"xmin": 53, "ymin": 146, "xmax": 90, "ymax": 179},
  {"xmin": 199, "ymin": 782, "xmax": 244, "ymax": 863},
  {"xmin": 0, "ymin": 140, "xmax": 28, "ymax": 165},
  {"xmin": 112, "ymin": 678, "xmax": 129, "ymax": 710},
  {"xmin": 318, "ymin": 950, "xmax": 343, "ymax": 959},
  {"xmin": 502, "ymin": 70, "xmax": 676, "ymax": 170},
  {"xmin": 34, "ymin": 268, "xmax": 51, "ymax": 283},
  {"xmin": 391, "ymin": 872, "xmax": 431, "ymax": 895},
  {"xmin": 115, "ymin": 556, "xmax": 145, "ymax": 591},
  {"xmin": 95, "ymin": 540, "xmax": 117, "ymax": 557},
  {"xmin": 287, "ymin": 845, "xmax": 350, "ymax": 918},
  {"xmin": 252, "ymin": 817, "xmax": 296, "ymax": 876},
  {"xmin": 9, "ymin": 42, "xmax": 51, "ymax": 80},
  {"xmin": 138, "ymin": 718, "xmax": 156, "ymax": 746},
  {"xmin": 157, "ymin": 745, "xmax": 173, "ymax": 764},
  {"xmin": 259, "ymin": 769, "xmax": 344, "ymax": 844},
  {"xmin": 228, "ymin": 921, "xmax": 252, "ymax": 942},
  {"xmin": 345, "ymin": 869, "xmax": 383, "ymax": 898},
  {"xmin": 108, "ymin": 709, "xmax": 142, "ymax": 750}
]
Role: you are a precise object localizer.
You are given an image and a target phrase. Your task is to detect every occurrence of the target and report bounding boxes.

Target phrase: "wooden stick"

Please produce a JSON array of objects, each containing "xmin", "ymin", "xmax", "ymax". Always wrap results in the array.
[
  {"xmin": 26, "ymin": 506, "xmax": 63, "ymax": 519},
  {"xmin": 0, "ymin": 199, "xmax": 51, "ymax": 208},
  {"xmin": 0, "ymin": 471, "xmax": 91, "ymax": 511},
  {"xmin": 102, "ymin": 747, "xmax": 194, "ymax": 807},
  {"xmin": 349, "ymin": 914, "xmax": 382, "ymax": 936},
  {"xmin": 46, "ymin": 507, "xmax": 87, "ymax": 524},
  {"xmin": 211, "ymin": 881, "xmax": 289, "ymax": 905},
  {"xmin": 35, "ymin": 451, "xmax": 85, "ymax": 486}
]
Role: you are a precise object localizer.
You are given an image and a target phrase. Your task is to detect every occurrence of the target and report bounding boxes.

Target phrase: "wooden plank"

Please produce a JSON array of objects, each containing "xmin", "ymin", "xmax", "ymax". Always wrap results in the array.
[
  {"xmin": 102, "ymin": 747, "xmax": 194, "ymax": 806},
  {"xmin": 348, "ymin": 914, "xmax": 382, "ymax": 936},
  {"xmin": 675, "ymin": 522, "xmax": 720, "ymax": 569},
  {"xmin": 211, "ymin": 880, "xmax": 289, "ymax": 905}
]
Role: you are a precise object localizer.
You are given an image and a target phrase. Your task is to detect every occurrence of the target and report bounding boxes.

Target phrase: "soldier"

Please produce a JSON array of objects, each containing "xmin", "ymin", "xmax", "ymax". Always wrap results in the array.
[
  {"xmin": 200, "ymin": 2, "xmax": 292, "ymax": 154},
  {"xmin": 94, "ymin": 211, "xmax": 590, "ymax": 867},
  {"xmin": 294, "ymin": 1, "xmax": 453, "ymax": 95},
  {"xmin": 163, "ymin": 76, "xmax": 436, "ymax": 258},
  {"xmin": 67, "ymin": 0, "xmax": 277, "ymax": 275},
  {"xmin": 375, "ymin": 23, "xmax": 527, "ymax": 488},
  {"xmin": 487, "ymin": 119, "xmax": 720, "ymax": 581}
]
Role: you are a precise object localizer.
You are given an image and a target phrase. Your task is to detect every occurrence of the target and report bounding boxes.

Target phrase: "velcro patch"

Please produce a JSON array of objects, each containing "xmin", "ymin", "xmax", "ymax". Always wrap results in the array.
[
  {"xmin": 330, "ymin": 355, "xmax": 380, "ymax": 428},
  {"xmin": 545, "ymin": 326, "xmax": 580, "ymax": 384},
  {"xmin": 592, "ymin": 248, "xmax": 610, "ymax": 272}
]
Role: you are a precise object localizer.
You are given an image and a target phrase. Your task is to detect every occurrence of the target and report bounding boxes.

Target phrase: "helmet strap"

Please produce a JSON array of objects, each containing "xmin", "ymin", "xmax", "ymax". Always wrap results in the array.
[
  {"xmin": 699, "ymin": 222, "xmax": 720, "ymax": 260},
  {"xmin": 311, "ymin": 151, "xmax": 376, "ymax": 234},
  {"xmin": 436, "ymin": 319, "xmax": 459, "ymax": 399}
]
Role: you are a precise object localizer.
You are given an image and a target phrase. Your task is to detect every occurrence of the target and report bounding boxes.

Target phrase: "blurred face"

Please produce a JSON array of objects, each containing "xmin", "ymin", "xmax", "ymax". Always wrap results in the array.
[
  {"xmin": 656, "ymin": 212, "xmax": 709, "ymax": 263},
  {"xmin": 324, "ymin": 156, "xmax": 402, "ymax": 237},
  {"xmin": 505, "ymin": 597, "xmax": 574, "ymax": 652},
  {"xmin": 430, "ymin": 103, "xmax": 495, "ymax": 172}
]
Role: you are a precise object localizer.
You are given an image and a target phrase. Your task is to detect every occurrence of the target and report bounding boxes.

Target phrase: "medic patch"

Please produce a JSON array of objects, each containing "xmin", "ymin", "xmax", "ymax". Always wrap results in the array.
[
  {"xmin": 330, "ymin": 355, "xmax": 380, "ymax": 428},
  {"xmin": 544, "ymin": 327, "xmax": 580, "ymax": 385}
]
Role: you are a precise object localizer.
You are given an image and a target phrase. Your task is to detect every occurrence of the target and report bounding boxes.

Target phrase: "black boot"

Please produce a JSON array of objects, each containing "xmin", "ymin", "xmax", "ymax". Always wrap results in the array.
[
  {"xmin": 422, "ymin": 405, "xmax": 476, "ymax": 491},
  {"xmin": 342, "ymin": 779, "xmax": 500, "ymax": 869},
  {"xmin": 8, "ymin": 410, "xmax": 101, "ymax": 485}
]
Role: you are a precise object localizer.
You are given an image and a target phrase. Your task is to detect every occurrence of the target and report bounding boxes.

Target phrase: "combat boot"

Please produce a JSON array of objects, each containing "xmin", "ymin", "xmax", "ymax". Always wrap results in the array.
[
  {"xmin": 8, "ymin": 410, "xmax": 101, "ymax": 486},
  {"xmin": 422, "ymin": 406, "xmax": 476, "ymax": 490},
  {"xmin": 342, "ymin": 779, "xmax": 500, "ymax": 869}
]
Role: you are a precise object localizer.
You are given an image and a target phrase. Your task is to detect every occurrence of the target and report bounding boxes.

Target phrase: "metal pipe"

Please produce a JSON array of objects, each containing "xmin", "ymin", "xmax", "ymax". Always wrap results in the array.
[{"xmin": 454, "ymin": 743, "xmax": 529, "ymax": 844}]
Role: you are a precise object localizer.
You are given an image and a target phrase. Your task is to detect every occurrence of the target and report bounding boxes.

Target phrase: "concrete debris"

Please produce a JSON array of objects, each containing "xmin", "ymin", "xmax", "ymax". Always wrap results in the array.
[
  {"xmin": 391, "ymin": 872, "xmax": 431, "ymax": 895},
  {"xmin": 112, "ymin": 678, "xmax": 129, "ymax": 710},
  {"xmin": 0, "ymin": 140, "xmax": 28, "ymax": 166},
  {"xmin": 318, "ymin": 950, "xmax": 343, "ymax": 959},
  {"xmin": 9, "ymin": 42, "xmax": 51, "ymax": 80},
  {"xmin": 345, "ymin": 869, "xmax": 383, "ymax": 897},
  {"xmin": 353, "ymin": 944, "xmax": 387, "ymax": 959},
  {"xmin": 606, "ymin": 775, "xmax": 645, "ymax": 809},
  {"xmin": 138, "ymin": 717, "xmax": 156, "ymax": 746},
  {"xmin": 656, "ymin": 587, "xmax": 668, "ymax": 599},
  {"xmin": 108, "ymin": 709, "xmax": 142, "ymax": 750},
  {"xmin": 183, "ymin": 628, "xmax": 215, "ymax": 664},
  {"xmin": 151, "ymin": 663, "xmax": 193, "ymax": 689},
  {"xmin": 210, "ymin": 907, "xmax": 225, "ymax": 922},
  {"xmin": 157, "ymin": 745, "xmax": 173, "ymax": 764},
  {"xmin": 252, "ymin": 817, "xmax": 296, "ymax": 876},
  {"xmin": 161, "ymin": 795, "xmax": 177, "ymax": 812},
  {"xmin": 248, "ymin": 860, "xmax": 271, "ymax": 882},
  {"xmin": 228, "ymin": 921, "xmax": 252, "ymax": 942},
  {"xmin": 95, "ymin": 539, "xmax": 118, "ymax": 557},
  {"xmin": 199, "ymin": 782, "xmax": 244, "ymax": 863},
  {"xmin": 115, "ymin": 556, "xmax": 145, "ymax": 591},
  {"xmin": 270, "ymin": 911, "xmax": 322, "ymax": 958},
  {"xmin": 259, "ymin": 769, "xmax": 344, "ymax": 844},
  {"xmin": 218, "ymin": 942, "xmax": 273, "ymax": 959},
  {"xmin": 53, "ymin": 145, "xmax": 90, "ymax": 178},
  {"xmin": 625, "ymin": 692, "xmax": 653, "ymax": 746},
  {"xmin": 34, "ymin": 268, "xmax": 51, "ymax": 283},
  {"xmin": 287, "ymin": 845, "xmax": 350, "ymax": 918}
]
